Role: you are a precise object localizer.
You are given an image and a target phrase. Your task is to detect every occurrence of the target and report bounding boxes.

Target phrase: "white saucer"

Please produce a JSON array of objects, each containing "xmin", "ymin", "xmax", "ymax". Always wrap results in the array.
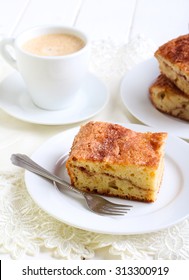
[{"xmin": 0, "ymin": 71, "xmax": 108, "ymax": 125}]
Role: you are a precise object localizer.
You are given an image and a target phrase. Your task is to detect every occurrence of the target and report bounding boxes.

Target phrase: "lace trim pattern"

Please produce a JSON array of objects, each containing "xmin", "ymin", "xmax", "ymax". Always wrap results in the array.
[
  {"xmin": 0, "ymin": 171, "xmax": 189, "ymax": 260},
  {"xmin": 0, "ymin": 37, "xmax": 189, "ymax": 260}
]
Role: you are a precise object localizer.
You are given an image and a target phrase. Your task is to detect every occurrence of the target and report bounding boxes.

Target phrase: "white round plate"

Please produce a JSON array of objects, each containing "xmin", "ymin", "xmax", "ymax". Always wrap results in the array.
[
  {"xmin": 0, "ymin": 71, "xmax": 108, "ymax": 125},
  {"xmin": 25, "ymin": 123, "xmax": 189, "ymax": 235},
  {"xmin": 120, "ymin": 58, "xmax": 189, "ymax": 139}
]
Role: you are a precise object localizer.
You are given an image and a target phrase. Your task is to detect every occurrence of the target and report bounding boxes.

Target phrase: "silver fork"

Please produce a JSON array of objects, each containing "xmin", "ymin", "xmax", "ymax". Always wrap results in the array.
[{"xmin": 11, "ymin": 153, "xmax": 132, "ymax": 216}]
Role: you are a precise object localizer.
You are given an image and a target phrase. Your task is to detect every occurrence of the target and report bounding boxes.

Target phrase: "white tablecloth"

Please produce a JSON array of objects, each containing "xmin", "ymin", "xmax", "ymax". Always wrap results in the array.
[{"xmin": 0, "ymin": 36, "xmax": 189, "ymax": 260}]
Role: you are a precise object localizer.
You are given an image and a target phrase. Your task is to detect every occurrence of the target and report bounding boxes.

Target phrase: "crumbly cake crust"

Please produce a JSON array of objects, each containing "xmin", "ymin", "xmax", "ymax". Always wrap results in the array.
[
  {"xmin": 155, "ymin": 34, "xmax": 189, "ymax": 75},
  {"xmin": 154, "ymin": 34, "xmax": 189, "ymax": 95},
  {"xmin": 66, "ymin": 122, "xmax": 167, "ymax": 202},
  {"xmin": 149, "ymin": 74, "xmax": 189, "ymax": 121},
  {"xmin": 67, "ymin": 121, "xmax": 167, "ymax": 168},
  {"xmin": 150, "ymin": 74, "xmax": 189, "ymax": 98}
]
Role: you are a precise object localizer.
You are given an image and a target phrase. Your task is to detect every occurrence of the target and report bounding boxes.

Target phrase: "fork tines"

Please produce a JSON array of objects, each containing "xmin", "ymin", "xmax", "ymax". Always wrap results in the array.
[{"xmin": 100, "ymin": 203, "xmax": 132, "ymax": 216}]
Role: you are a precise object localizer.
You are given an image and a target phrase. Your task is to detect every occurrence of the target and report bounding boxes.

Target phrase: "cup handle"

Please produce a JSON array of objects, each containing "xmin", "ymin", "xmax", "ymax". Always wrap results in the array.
[{"xmin": 0, "ymin": 38, "xmax": 18, "ymax": 70}]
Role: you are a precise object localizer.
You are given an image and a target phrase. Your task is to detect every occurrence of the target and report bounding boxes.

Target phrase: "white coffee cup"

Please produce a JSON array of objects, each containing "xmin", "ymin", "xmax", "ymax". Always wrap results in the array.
[{"xmin": 0, "ymin": 25, "xmax": 90, "ymax": 110}]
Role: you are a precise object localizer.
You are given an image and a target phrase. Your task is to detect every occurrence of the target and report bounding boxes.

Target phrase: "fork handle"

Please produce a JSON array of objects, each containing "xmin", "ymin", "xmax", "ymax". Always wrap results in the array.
[{"xmin": 11, "ymin": 153, "xmax": 81, "ymax": 194}]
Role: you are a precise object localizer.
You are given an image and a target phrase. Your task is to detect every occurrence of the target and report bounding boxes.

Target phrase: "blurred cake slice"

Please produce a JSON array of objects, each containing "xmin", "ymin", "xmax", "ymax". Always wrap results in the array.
[
  {"xmin": 155, "ymin": 34, "xmax": 189, "ymax": 96},
  {"xmin": 149, "ymin": 74, "xmax": 189, "ymax": 121},
  {"xmin": 66, "ymin": 121, "xmax": 167, "ymax": 202}
]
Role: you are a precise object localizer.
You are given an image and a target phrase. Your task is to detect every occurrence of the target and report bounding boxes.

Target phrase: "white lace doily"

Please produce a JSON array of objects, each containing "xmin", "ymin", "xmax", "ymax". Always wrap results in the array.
[{"xmin": 0, "ymin": 36, "xmax": 189, "ymax": 260}]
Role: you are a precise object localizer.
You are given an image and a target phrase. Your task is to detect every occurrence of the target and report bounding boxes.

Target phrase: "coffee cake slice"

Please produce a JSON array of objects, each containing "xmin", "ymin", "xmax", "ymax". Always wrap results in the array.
[
  {"xmin": 149, "ymin": 74, "xmax": 189, "ymax": 121},
  {"xmin": 155, "ymin": 34, "xmax": 189, "ymax": 96},
  {"xmin": 66, "ymin": 121, "xmax": 167, "ymax": 202}
]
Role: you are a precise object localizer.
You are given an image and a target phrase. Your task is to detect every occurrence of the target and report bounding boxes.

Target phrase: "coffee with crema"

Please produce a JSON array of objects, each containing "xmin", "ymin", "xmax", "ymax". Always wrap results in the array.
[{"xmin": 22, "ymin": 33, "xmax": 85, "ymax": 56}]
